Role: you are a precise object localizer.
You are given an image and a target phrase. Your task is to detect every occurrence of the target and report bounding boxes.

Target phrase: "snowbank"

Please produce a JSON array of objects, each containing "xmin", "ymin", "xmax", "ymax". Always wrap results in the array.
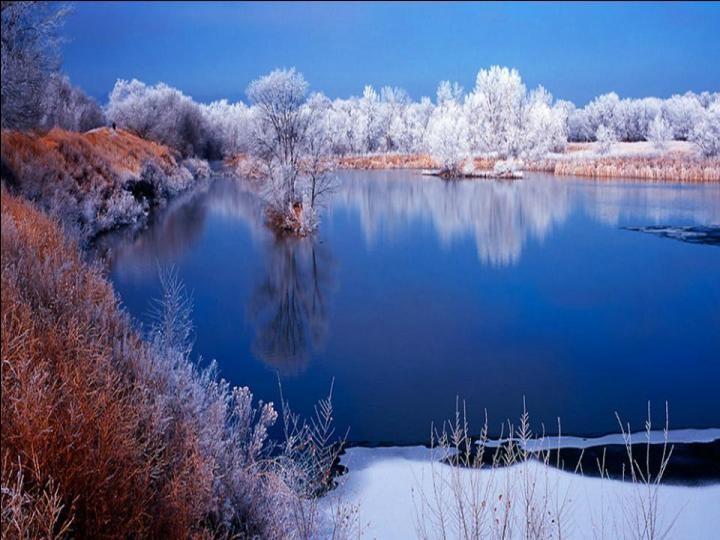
[{"xmin": 325, "ymin": 443, "xmax": 720, "ymax": 539}]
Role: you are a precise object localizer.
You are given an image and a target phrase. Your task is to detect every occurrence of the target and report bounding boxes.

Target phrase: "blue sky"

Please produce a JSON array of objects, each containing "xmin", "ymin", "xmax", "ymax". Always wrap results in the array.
[{"xmin": 61, "ymin": 2, "xmax": 720, "ymax": 105}]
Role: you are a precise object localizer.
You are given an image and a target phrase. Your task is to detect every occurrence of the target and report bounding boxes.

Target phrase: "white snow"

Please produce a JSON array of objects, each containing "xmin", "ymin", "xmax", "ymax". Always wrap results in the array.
[
  {"xmin": 482, "ymin": 427, "xmax": 720, "ymax": 451},
  {"xmin": 324, "ymin": 443, "xmax": 720, "ymax": 539}
]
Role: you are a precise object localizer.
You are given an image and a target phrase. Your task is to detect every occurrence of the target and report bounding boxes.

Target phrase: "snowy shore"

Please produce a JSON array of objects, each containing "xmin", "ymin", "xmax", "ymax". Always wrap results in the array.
[{"xmin": 322, "ymin": 431, "xmax": 720, "ymax": 539}]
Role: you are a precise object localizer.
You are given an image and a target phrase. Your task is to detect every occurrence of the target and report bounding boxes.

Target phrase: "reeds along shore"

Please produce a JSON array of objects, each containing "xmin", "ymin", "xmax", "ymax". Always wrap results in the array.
[
  {"xmin": 335, "ymin": 152, "xmax": 720, "ymax": 183},
  {"xmin": 527, "ymin": 154, "xmax": 720, "ymax": 183}
]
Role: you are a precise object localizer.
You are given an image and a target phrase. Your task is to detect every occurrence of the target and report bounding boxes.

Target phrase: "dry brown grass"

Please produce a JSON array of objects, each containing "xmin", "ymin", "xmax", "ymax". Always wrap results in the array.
[
  {"xmin": 334, "ymin": 151, "xmax": 720, "ymax": 183},
  {"xmin": 1, "ymin": 128, "xmax": 198, "ymax": 238},
  {"xmin": 527, "ymin": 154, "xmax": 720, "ymax": 183},
  {"xmin": 2, "ymin": 127, "xmax": 181, "ymax": 179},
  {"xmin": 338, "ymin": 153, "xmax": 438, "ymax": 170},
  {"xmin": 0, "ymin": 192, "xmax": 213, "ymax": 538},
  {"xmin": 1, "ymin": 191, "xmax": 357, "ymax": 538}
]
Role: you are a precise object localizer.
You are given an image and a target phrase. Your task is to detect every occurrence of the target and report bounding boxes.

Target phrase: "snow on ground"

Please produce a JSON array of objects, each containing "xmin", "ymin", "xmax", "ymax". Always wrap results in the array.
[
  {"xmin": 483, "ymin": 427, "xmax": 720, "ymax": 451},
  {"xmin": 323, "ymin": 443, "xmax": 720, "ymax": 539},
  {"xmin": 557, "ymin": 140, "xmax": 699, "ymax": 160}
]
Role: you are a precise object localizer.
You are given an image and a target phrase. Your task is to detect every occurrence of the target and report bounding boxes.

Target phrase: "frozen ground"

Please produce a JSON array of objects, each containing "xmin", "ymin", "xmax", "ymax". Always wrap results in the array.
[
  {"xmin": 322, "ymin": 433, "xmax": 720, "ymax": 539},
  {"xmin": 557, "ymin": 140, "xmax": 699, "ymax": 159}
]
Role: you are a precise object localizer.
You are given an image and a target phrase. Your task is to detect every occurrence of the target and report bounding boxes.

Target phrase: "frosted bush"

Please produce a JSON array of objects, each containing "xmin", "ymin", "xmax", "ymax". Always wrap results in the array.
[
  {"xmin": 596, "ymin": 124, "xmax": 617, "ymax": 155},
  {"xmin": 107, "ymin": 79, "xmax": 213, "ymax": 157},
  {"xmin": 647, "ymin": 115, "xmax": 673, "ymax": 150},
  {"xmin": 200, "ymin": 99, "xmax": 254, "ymax": 157},
  {"xmin": 690, "ymin": 104, "xmax": 720, "ymax": 157},
  {"xmin": 181, "ymin": 157, "xmax": 212, "ymax": 180}
]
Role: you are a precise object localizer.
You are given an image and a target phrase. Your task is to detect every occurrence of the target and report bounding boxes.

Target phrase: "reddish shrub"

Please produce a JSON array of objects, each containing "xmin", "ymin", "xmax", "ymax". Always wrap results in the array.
[{"xmin": 0, "ymin": 192, "xmax": 209, "ymax": 538}]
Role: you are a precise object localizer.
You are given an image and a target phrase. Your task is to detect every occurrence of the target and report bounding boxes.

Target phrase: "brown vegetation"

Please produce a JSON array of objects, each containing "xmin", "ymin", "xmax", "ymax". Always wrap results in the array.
[
  {"xmin": 1, "ymin": 128, "xmax": 202, "ymax": 238},
  {"xmin": 527, "ymin": 154, "xmax": 720, "ymax": 183},
  {"xmin": 0, "ymin": 191, "xmax": 210, "ymax": 538},
  {"xmin": 1, "ymin": 191, "xmax": 352, "ymax": 538},
  {"xmin": 338, "ymin": 153, "xmax": 438, "ymax": 170},
  {"xmin": 2, "ymin": 127, "xmax": 181, "ymax": 181},
  {"xmin": 335, "ymin": 150, "xmax": 720, "ymax": 183}
]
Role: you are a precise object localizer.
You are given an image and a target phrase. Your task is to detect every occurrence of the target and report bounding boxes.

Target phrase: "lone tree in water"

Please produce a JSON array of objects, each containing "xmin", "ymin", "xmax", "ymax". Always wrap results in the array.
[{"xmin": 247, "ymin": 68, "xmax": 336, "ymax": 235}]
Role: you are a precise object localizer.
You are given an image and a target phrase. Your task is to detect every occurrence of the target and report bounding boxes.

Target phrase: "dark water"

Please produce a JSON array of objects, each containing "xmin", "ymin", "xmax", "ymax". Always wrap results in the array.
[{"xmin": 104, "ymin": 171, "xmax": 720, "ymax": 445}]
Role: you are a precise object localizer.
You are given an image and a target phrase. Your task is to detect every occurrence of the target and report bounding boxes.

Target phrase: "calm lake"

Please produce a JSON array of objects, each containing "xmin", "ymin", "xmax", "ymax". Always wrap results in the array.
[{"xmin": 104, "ymin": 171, "xmax": 720, "ymax": 445}]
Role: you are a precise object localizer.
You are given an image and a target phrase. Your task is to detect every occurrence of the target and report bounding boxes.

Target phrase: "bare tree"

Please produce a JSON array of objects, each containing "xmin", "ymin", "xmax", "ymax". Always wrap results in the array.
[
  {"xmin": 247, "ymin": 69, "xmax": 339, "ymax": 234},
  {"xmin": 247, "ymin": 68, "xmax": 311, "ymax": 203},
  {"xmin": 303, "ymin": 94, "xmax": 339, "ymax": 210},
  {"xmin": 1, "ymin": 1, "xmax": 68, "ymax": 129}
]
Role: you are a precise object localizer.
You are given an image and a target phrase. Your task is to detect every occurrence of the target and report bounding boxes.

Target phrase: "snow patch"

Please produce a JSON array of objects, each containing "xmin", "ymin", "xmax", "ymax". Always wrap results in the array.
[{"xmin": 325, "ymin": 445, "xmax": 720, "ymax": 539}]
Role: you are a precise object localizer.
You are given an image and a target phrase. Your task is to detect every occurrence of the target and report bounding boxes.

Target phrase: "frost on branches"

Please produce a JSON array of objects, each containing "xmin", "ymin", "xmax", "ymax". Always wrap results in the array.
[
  {"xmin": 596, "ymin": 125, "xmax": 618, "ymax": 155},
  {"xmin": 424, "ymin": 83, "xmax": 470, "ymax": 177},
  {"xmin": 246, "ymin": 69, "xmax": 337, "ymax": 236},
  {"xmin": 690, "ymin": 103, "xmax": 720, "ymax": 157},
  {"xmin": 648, "ymin": 115, "xmax": 673, "ymax": 150}
]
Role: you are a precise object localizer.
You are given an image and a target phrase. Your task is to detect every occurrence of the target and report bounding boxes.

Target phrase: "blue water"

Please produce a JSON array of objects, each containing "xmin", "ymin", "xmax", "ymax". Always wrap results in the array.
[{"xmin": 105, "ymin": 171, "xmax": 720, "ymax": 444}]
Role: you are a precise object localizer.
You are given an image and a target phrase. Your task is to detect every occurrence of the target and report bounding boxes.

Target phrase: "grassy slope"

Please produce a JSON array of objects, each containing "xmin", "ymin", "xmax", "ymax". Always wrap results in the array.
[
  {"xmin": 1, "ymin": 128, "xmax": 198, "ymax": 238},
  {"xmin": 0, "ymin": 191, "xmax": 211, "ymax": 538}
]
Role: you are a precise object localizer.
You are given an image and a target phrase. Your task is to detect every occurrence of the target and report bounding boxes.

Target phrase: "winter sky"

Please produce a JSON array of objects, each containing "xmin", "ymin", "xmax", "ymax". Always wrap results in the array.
[{"xmin": 62, "ymin": 1, "xmax": 720, "ymax": 105}]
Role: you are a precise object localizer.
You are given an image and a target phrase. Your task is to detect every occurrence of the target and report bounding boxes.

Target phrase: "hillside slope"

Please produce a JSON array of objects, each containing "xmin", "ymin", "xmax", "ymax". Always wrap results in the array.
[{"xmin": 1, "ymin": 128, "xmax": 209, "ymax": 239}]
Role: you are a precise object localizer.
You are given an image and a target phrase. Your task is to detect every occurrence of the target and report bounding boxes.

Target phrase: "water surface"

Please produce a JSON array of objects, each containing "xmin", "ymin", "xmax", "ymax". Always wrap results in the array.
[{"xmin": 105, "ymin": 171, "xmax": 720, "ymax": 444}]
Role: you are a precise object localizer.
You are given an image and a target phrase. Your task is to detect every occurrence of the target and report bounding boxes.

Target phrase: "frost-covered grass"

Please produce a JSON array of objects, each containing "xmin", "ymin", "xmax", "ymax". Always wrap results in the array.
[
  {"xmin": 335, "ymin": 143, "xmax": 720, "ymax": 183},
  {"xmin": 529, "ymin": 142, "xmax": 720, "ymax": 183},
  {"xmin": 0, "ymin": 191, "xmax": 354, "ymax": 539},
  {"xmin": 339, "ymin": 153, "xmax": 439, "ymax": 170},
  {"xmin": 1, "ymin": 128, "xmax": 208, "ymax": 239}
]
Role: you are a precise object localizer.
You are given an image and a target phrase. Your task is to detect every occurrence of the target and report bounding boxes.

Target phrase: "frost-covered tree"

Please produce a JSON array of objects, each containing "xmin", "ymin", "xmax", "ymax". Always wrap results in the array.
[
  {"xmin": 647, "ymin": 114, "xmax": 673, "ymax": 150},
  {"xmin": 247, "ymin": 68, "xmax": 310, "ymax": 202},
  {"xmin": 566, "ymin": 105, "xmax": 593, "ymax": 142},
  {"xmin": 1, "ymin": 1, "xmax": 68, "ymax": 129},
  {"xmin": 618, "ymin": 97, "xmax": 662, "ymax": 141},
  {"xmin": 376, "ymin": 86, "xmax": 408, "ymax": 151},
  {"xmin": 200, "ymin": 99, "xmax": 253, "ymax": 157},
  {"xmin": 690, "ymin": 103, "xmax": 720, "ymax": 157},
  {"xmin": 663, "ymin": 93, "xmax": 704, "ymax": 140},
  {"xmin": 596, "ymin": 124, "xmax": 617, "ymax": 154},
  {"xmin": 107, "ymin": 79, "xmax": 212, "ymax": 157},
  {"xmin": 465, "ymin": 66, "xmax": 525, "ymax": 156},
  {"xmin": 302, "ymin": 93, "xmax": 338, "ymax": 211},
  {"xmin": 584, "ymin": 92, "xmax": 621, "ymax": 140},
  {"xmin": 41, "ymin": 74, "xmax": 105, "ymax": 132},
  {"xmin": 247, "ymin": 69, "xmax": 338, "ymax": 234},
  {"xmin": 358, "ymin": 85, "xmax": 384, "ymax": 152},
  {"xmin": 436, "ymin": 80, "xmax": 464, "ymax": 107},
  {"xmin": 424, "ymin": 83, "xmax": 470, "ymax": 176},
  {"xmin": 388, "ymin": 96, "xmax": 434, "ymax": 154},
  {"xmin": 523, "ymin": 86, "xmax": 567, "ymax": 158}
]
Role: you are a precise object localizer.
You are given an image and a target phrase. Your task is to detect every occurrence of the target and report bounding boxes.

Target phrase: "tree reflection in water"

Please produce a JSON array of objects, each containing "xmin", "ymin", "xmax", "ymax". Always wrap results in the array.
[
  {"xmin": 338, "ymin": 171, "xmax": 572, "ymax": 266},
  {"xmin": 248, "ymin": 237, "xmax": 334, "ymax": 375}
]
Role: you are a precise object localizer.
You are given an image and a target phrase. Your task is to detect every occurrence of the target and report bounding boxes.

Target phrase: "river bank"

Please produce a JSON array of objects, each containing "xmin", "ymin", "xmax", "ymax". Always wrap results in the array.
[
  {"xmin": 1, "ymin": 127, "xmax": 211, "ymax": 241},
  {"xmin": 335, "ymin": 141, "xmax": 720, "ymax": 183}
]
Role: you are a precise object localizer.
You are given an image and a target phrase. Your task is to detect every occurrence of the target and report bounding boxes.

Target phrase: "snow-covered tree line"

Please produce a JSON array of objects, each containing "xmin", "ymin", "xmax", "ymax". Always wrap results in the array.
[
  {"xmin": 2, "ymin": 0, "xmax": 716, "ymax": 165},
  {"xmin": 104, "ymin": 66, "xmax": 719, "ymax": 168},
  {"xmin": 566, "ymin": 90, "xmax": 720, "ymax": 148}
]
